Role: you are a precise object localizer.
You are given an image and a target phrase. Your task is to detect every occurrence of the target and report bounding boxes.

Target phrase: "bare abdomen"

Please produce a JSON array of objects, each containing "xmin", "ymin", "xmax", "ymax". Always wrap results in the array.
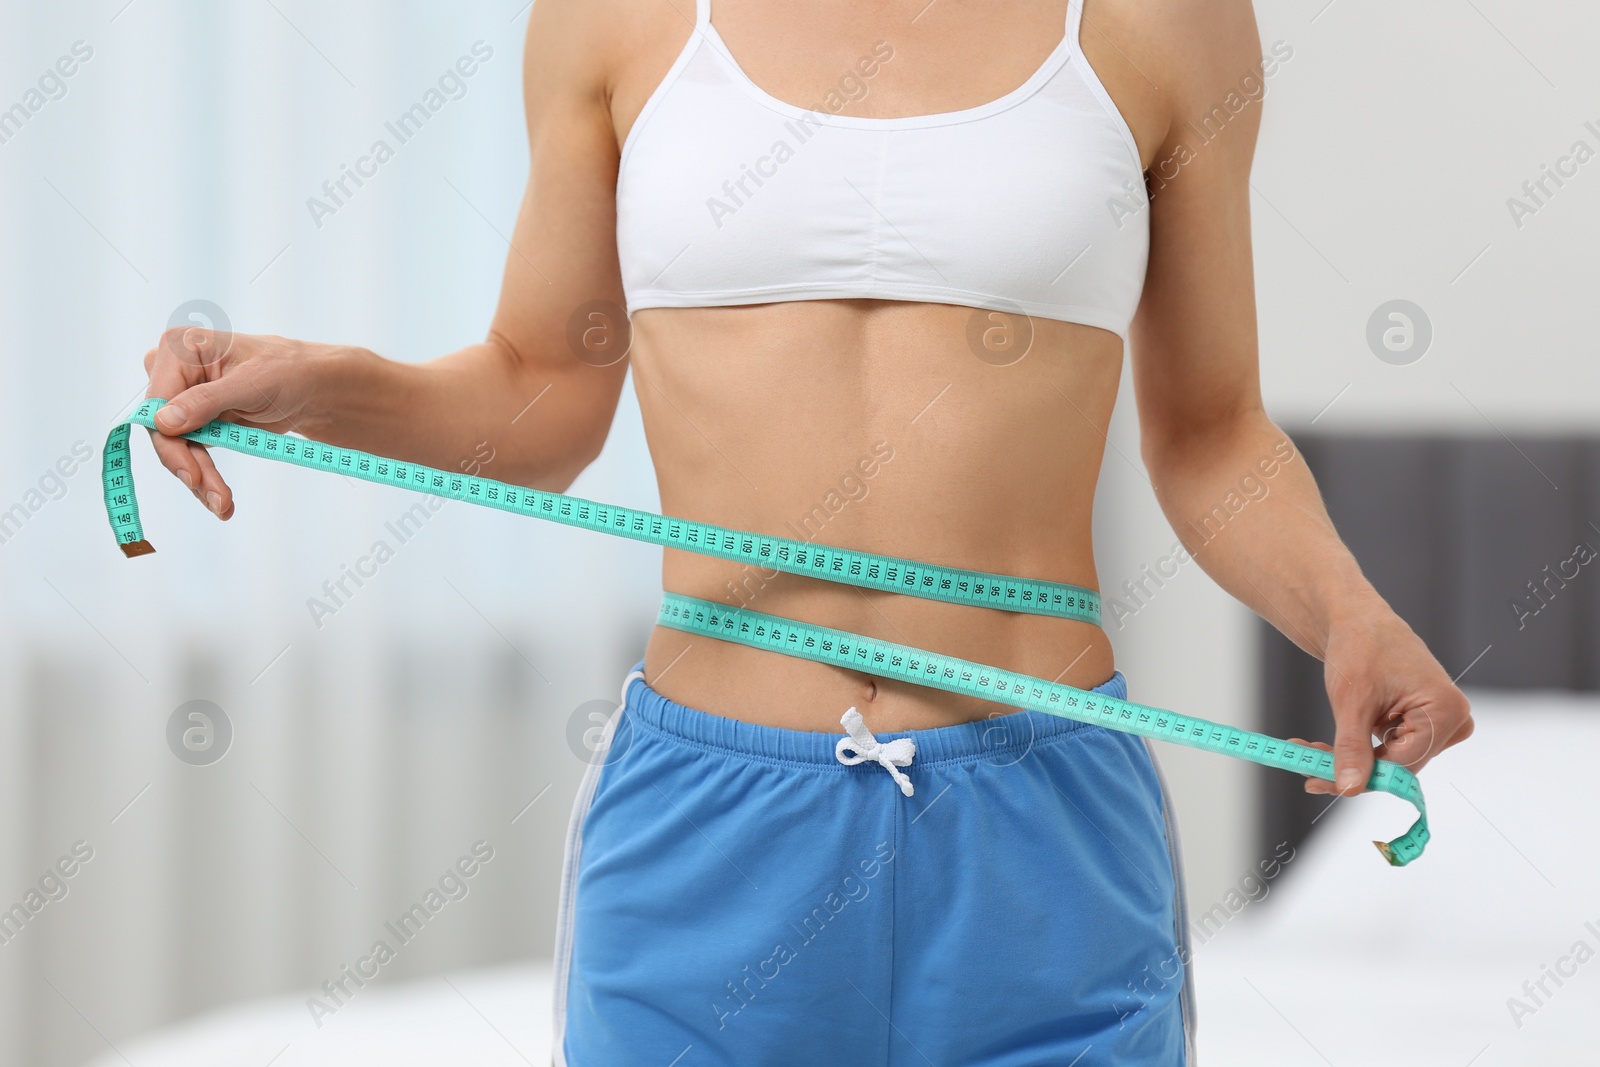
[{"xmin": 629, "ymin": 299, "xmax": 1123, "ymax": 732}]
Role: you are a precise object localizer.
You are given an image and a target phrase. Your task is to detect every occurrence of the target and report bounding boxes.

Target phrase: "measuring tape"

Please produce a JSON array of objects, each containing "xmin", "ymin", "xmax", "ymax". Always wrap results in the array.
[
  {"xmin": 104, "ymin": 403, "xmax": 1098, "ymax": 622},
  {"xmin": 103, "ymin": 399, "xmax": 1428, "ymax": 866}
]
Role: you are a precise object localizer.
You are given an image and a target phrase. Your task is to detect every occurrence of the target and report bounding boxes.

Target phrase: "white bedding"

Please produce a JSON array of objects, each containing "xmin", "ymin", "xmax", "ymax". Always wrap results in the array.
[
  {"xmin": 1193, "ymin": 687, "xmax": 1600, "ymax": 1066},
  {"xmin": 84, "ymin": 962, "xmax": 556, "ymax": 1067},
  {"xmin": 87, "ymin": 689, "xmax": 1600, "ymax": 1066}
]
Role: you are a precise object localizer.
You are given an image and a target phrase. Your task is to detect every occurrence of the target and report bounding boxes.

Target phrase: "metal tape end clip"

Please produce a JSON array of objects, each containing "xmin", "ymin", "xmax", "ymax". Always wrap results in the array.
[
  {"xmin": 1373, "ymin": 840, "xmax": 1399, "ymax": 866},
  {"xmin": 120, "ymin": 540, "xmax": 156, "ymax": 558}
]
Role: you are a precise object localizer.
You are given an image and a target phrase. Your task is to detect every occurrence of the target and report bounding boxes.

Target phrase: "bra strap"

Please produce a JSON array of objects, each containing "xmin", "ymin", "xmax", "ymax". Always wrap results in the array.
[
  {"xmin": 696, "ymin": 0, "xmax": 710, "ymax": 28},
  {"xmin": 1065, "ymin": 0, "xmax": 1085, "ymax": 48}
]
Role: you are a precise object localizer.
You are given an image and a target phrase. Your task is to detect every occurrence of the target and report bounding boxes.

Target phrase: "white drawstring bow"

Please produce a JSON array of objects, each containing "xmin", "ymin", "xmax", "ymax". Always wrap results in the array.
[{"xmin": 835, "ymin": 708, "xmax": 917, "ymax": 796}]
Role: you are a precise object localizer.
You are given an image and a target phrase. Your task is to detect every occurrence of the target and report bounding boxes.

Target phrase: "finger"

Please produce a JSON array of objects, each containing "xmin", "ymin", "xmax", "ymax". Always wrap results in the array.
[
  {"xmin": 148, "ymin": 328, "xmax": 255, "ymax": 435},
  {"xmin": 1374, "ymin": 698, "xmax": 1474, "ymax": 774},
  {"xmin": 1286, "ymin": 737, "xmax": 1336, "ymax": 793},
  {"xmin": 144, "ymin": 329, "xmax": 215, "ymax": 408},
  {"xmin": 146, "ymin": 435, "xmax": 233, "ymax": 517},
  {"xmin": 142, "ymin": 330, "xmax": 239, "ymax": 510},
  {"xmin": 153, "ymin": 376, "xmax": 255, "ymax": 436},
  {"xmin": 185, "ymin": 440, "xmax": 234, "ymax": 519},
  {"xmin": 161, "ymin": 325, "xmax": 232, "ymax": 374},
  {"xmin": 1434, "ymin": 694, "xmax": 1475, "ymax": 755},
  {"xmin": 148, "ymin": 430, "xmax": 206, "ymax": 497},
  {"xmin": 1373, "ymin": 710, "xmax": 1432, "ymax": 769},
  {"xmin": 1331, "ymin": 710, "xmax": 1377, "ymax": 795}
]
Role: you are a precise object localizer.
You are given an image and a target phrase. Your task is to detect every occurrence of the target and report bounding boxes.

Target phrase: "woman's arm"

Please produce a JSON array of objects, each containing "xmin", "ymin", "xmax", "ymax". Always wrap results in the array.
[
  {"xmin": 1128, "ymin": 0, "xmax": 1473, "ymax": 795},
  {"xmin": 142, "ymin": 0, "xmax": 629, "ymax": 515}
]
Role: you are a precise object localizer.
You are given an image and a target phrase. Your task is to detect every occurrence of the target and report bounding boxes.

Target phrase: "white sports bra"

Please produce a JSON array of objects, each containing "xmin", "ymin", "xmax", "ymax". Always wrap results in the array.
[{"xmin": 615, "ymin": 0, "xmax": 1149, "ymax": 340}]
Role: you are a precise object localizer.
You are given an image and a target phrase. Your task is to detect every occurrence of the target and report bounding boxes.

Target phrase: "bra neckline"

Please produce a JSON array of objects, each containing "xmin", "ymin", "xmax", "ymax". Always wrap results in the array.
[{"xmin": 698, "ymin": 20, "xmax": 1076, "ymax": 131}]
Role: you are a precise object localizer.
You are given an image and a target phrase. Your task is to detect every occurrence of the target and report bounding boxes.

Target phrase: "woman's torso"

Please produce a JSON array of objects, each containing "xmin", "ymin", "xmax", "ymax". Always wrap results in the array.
[{"xmin": 605, "ymin": 0, "xmax": 1161, "ymax": 732}]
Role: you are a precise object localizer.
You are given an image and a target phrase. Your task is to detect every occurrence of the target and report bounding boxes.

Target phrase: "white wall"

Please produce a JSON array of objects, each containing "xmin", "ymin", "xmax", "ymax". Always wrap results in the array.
[
  {"xmin": 1094, "ymin": 0, "xmax": 1600, "ymax": 917},
  {"xmin": 0, "ymin": 3, "xmax": 659, "ymax": 1064}
]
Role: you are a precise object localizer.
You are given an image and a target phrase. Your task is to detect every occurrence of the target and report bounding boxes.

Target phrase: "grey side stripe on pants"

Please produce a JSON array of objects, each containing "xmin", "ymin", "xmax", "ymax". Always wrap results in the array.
[
  {"xmin": 1144, "ymin": 737, "xmax": 1198, "ymax": 1065},
  {"xmin": 550, "ymin": 669, "xmax": 642, "ymax": 1067}
]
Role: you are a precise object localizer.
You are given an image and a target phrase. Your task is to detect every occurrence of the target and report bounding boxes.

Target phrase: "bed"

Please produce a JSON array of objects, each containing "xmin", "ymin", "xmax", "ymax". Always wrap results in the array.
[{"xmin": 86, "ymin": 688, "xmax": 1599, "ymax": 1065}]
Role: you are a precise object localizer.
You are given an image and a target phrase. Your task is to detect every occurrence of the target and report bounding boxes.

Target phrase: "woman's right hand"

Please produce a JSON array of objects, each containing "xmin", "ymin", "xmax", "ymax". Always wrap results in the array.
[{"xmin": 143, "ymin": 326, "xmax": 348, "ymax": 520}]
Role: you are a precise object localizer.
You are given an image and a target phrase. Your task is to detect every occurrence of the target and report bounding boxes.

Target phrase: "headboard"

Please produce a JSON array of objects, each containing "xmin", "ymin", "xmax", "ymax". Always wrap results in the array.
[{"xmin": 1258, "ymin": 433, "xmax": 1600, "ymax": 858}]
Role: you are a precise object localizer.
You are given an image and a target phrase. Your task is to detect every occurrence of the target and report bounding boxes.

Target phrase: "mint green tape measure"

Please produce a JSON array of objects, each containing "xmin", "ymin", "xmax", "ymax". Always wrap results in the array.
[{"xmin": 103, "ymin": 399, "xmax": 1428, "ymax": 865}]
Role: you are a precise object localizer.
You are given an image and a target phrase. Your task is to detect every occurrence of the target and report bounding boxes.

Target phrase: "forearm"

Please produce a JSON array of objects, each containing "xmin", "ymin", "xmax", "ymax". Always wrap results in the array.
[
  {"xmin": 302, "ymin": 335, "xmax": 612, "ymax": 492},
  {"xmin": 1144, "ymin": 410, "xmax": 1390, "ymax": 660}
]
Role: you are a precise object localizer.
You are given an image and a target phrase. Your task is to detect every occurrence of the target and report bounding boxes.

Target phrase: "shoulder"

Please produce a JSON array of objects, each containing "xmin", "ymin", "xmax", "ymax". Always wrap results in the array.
[
  {"xmin": 521, "ymin": 0, "xmax": 690, "ymax": 102},
  {"xmin": 1083, "ymin": 0, "xmax": 1271, "ymax": 162}
]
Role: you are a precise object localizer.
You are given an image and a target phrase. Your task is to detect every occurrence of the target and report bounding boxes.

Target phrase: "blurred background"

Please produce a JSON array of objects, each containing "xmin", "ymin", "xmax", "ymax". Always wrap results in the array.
[{"xmin": 0, "ymin": 0, "xmax": 1596, "ymax": 1064}]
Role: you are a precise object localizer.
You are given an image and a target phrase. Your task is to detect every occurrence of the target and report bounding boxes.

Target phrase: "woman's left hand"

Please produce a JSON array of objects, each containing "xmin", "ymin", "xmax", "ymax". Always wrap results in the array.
[{"xmin": 1294, "ymin": 611, "xmax": 1474, "ymax": 795}]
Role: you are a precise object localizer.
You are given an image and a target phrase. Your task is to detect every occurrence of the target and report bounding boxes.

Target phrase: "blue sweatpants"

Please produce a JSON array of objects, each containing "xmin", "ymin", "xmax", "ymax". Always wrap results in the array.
[{"xmin": 554, "ymin": 662, "xmax": 1195, "ymax": 1066}]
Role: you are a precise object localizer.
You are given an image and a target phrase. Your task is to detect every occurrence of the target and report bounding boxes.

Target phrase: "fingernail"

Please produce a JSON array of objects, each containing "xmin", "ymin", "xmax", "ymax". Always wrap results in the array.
[
  {"xmin": 177, "ymin": 470, "xmax": 193, "ymax": 490},
  {"xmin": 157, "ymin": 405, "xmax": 186, "ymax": 428},
  {"xmin": 1337, "ymin": 768, "xmax": 1363, "ymax": 792},
  {"xmin": 205, "ymin": 491, "xmax": 222, "ymax": 515}
]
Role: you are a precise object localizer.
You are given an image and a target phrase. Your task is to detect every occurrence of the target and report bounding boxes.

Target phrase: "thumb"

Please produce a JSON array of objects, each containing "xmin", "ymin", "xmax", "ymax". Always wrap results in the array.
[
  {"xmin": 153, "ymin": 379, "xmax": 243, "ymax": 435},
  {"xmin": 1330, "ymin": 707, "xmax": 1376, "ymax": 795}
]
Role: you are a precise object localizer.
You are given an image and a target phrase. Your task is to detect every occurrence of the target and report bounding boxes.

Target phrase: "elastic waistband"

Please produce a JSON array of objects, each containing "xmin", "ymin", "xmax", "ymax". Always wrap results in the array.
[{"xmin": 622, "ymin": 661, "xmax": 1128, "ymax": 767}]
